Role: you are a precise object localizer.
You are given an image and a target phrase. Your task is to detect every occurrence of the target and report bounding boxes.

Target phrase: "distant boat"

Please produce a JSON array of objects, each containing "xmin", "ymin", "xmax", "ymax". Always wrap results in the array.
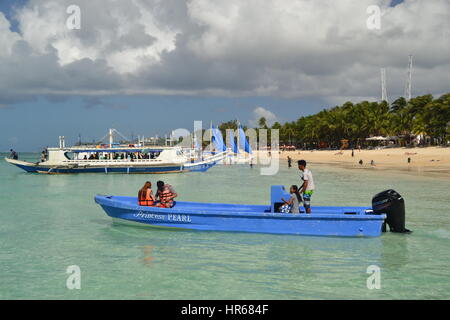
[
  {"xmin": 226, "ymin": 125, "xmax": 255, "ymax": 164},
  {"xmin": 5, "ymin": 129, "xmax": 226, "ymax": 174},
  {"xmin": 95, "ymin": 186, "xmax": 411, "ymax": 237},
  {"xmin": 210, "ymin": 124, "xmax": 255, "ymax": 165}
]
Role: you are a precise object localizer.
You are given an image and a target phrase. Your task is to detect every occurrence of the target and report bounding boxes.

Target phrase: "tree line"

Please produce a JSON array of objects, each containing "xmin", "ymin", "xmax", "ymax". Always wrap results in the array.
[{"xmin": 218, "ymin": 94, "xmax": 450, "ymax": 149}]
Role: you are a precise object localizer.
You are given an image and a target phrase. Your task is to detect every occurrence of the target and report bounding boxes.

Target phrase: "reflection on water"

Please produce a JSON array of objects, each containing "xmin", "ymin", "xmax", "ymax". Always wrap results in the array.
[
  {"xmin": 143, "ymin": 245, "xmax": 155, "ymax": 267},
  {"xmin": 0, "ymin": 154, "xmax": 449, "ymax": 299}
]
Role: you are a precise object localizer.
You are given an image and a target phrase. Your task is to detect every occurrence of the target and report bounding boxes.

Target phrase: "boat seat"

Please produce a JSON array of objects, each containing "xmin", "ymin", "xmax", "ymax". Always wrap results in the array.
[{"xmin": 271, "ymin": 185, "xmax": 291, "ymax": 213}]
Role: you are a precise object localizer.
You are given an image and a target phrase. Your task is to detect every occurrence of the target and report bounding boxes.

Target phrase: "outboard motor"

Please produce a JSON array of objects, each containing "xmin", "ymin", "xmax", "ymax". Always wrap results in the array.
[{"xmin": 372, "ymin": 189, "xmax": 411, "ymax": 233}]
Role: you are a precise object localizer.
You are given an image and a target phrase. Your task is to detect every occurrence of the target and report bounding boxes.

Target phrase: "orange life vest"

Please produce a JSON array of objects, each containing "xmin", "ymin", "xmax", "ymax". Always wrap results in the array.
[
  {"xmin": 157, "ymin": 186, "xmax": 174, "ymax": 208},
  {"xmin": 138, "ymin": 188, "xmax": 155, "ymax": 206}
]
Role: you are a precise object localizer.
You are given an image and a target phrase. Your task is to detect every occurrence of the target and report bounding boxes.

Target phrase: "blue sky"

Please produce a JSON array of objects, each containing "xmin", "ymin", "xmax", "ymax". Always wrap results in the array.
[
  {"xmin": 0, "ymin": 0, "xmax": 27, "ymax": 32},
  {"xmin": 2, "ymin": 0, "xmax": 447, "ymax": 152}
]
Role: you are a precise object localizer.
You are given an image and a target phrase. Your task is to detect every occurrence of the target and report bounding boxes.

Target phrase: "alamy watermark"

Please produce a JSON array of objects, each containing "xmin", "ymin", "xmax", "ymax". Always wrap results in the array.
[
  {"xmin": 66, "ymin": 265, "xmax": 81, "ymax": 290},
  {"xmin": 66, "ymin": 5, "xmax": 81, "ymax": 30},
  {"xmin": 366, "ymin": 265, "xmax": 381, "ymax": 290},
  {"xmin": 171, "ymin": 121, "xmax": 280, "ymax": 175},
  {"xmin": 366, "ymin": 5, "xmax": 381, "ymax": 30}
]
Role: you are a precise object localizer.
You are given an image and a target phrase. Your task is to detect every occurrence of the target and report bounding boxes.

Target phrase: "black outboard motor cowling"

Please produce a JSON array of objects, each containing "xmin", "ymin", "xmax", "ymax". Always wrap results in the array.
[{"xmin": 372, "ymin": 189, "xmax": 411, "ymax": 233}]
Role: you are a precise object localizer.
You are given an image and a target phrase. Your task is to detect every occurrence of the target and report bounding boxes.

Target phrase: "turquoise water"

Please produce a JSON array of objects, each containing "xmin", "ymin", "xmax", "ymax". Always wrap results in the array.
[{"xmin": 1, "ymin": 153, "xmax": 449, "ymax": 299}]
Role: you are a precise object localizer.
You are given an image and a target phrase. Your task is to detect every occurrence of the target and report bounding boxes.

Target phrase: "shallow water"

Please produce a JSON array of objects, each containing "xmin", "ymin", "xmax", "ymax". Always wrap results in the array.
[{"xmin": 0, "ymin": 153, "xmax": 449, "ymax": 299}]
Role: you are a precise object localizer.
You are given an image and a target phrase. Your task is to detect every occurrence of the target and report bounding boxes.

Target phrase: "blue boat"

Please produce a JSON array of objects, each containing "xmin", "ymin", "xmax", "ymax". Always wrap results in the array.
[{"xmin": 95, "ymin": 186, "xmax": 410, "ymax": 237}]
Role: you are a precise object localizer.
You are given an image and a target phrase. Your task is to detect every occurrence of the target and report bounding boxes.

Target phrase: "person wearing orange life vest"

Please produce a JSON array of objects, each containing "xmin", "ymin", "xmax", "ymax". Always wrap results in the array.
[
  {"xmin": 138, "ymin": 181, "xmax": 156, "ymax": 206},
  {"xmin": 155, "ymin": 180, "xmax": 178, "ymax": 208}
]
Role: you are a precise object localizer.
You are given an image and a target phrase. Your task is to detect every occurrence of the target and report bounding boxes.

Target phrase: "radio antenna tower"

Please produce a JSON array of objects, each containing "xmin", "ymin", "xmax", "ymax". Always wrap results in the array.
[
  {"xmin": 380, "ymin": 68, "xmax": 388, "ymax": 102},
  {"xmin": 404, "ymin": 55, "xmax": 413, "ymax": 101}
]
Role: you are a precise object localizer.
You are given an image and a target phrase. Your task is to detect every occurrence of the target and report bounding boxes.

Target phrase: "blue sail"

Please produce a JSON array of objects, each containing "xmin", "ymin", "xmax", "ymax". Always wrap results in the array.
[
  {"xmin": 211, "ymin": 125, "xmax": 226, "ymax": 152},
  {"xmin": 219, "ymin": 129, "xmax": 227, "ymax": 152},
  {"xmin": 238, "ymin": 126, "xmax": 253, "ymax": 154},
  {"xmin": 228, "ymin": 130, "xmax": 239, "ymax": 154}
]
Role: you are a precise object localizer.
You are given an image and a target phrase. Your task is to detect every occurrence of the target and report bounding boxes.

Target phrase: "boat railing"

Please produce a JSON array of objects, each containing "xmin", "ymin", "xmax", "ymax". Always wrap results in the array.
[
  {"xmin": 193, "ymin": 151, "xmax": 227, "ymax": 163},
  {"xmin": 61, "ymin": 159, "xmax": 166, "ymax": 164}
]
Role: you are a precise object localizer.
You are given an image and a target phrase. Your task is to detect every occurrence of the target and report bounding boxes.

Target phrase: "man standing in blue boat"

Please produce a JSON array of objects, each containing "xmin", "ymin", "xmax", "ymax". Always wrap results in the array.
[{"xmin": 298, "ymin": 160, "xmax": 315, "ymax": 213}]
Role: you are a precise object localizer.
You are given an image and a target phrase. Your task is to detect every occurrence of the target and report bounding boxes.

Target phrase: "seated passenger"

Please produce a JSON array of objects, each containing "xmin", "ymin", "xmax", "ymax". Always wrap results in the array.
[
  {"xmin": 155, "ymin": 180, "xmax": 177, "ymax": 208},
  {"xmin": 138, "ymin": 181, "xmax": 156, "ymax": 206},
  {"xmin": 9, "ymin": 149, "xmax": 18, "ymax": 160},
  {"xmin": 280, "ymin": 185, "xmax": 302, "ymax": 214}
]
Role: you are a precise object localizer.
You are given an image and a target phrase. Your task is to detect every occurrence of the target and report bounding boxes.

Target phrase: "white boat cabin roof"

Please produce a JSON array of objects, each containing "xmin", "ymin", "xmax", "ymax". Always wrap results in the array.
[{"xmin": 48, "ymin": 146, "xmax": 181, "ymax": 153}]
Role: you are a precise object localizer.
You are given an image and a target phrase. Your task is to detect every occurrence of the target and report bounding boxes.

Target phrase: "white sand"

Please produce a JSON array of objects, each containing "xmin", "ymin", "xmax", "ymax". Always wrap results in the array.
[{"xmin": 255, "ymin": 147, "xmax": 450, "ymax": 179}]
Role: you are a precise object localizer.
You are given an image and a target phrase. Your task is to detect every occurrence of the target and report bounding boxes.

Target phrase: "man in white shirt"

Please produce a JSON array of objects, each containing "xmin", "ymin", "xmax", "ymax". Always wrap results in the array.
[{"xmin": 298, "ymin": 160, "xmax": 315, "ymax": 213}]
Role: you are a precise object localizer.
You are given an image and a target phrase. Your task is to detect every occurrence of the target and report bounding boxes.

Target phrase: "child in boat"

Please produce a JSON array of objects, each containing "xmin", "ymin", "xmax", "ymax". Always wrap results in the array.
[
  {"xmin": 155, "ymin": 180, "xmax": 178, "ymax": 208},
  {"xmin": 138, "ymin": 181, "xmax": 156, "ymax": 206},
  {"xmin": 281, "ymin": 185, "xmax": 302, "ymax": 214}
]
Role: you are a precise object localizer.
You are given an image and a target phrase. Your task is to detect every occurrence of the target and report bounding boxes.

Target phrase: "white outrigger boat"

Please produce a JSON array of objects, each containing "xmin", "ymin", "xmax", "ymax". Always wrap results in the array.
[
  {"xmin": 5, "ymin": 130, "xmax": 226, "ymax": 174},
  {"xmin": 5, "ymin": 147, "xmax": 225, "ymax": 174}
]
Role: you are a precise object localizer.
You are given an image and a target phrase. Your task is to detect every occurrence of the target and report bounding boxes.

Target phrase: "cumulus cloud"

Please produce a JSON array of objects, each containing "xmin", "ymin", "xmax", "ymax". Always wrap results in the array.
[
  {"xmin": 249, "ymin": 106, "xmax": 279, "ymax": 127},
  {"xmin": 0, "ymin": 0, "xmax": 449, "ymax": 106}
]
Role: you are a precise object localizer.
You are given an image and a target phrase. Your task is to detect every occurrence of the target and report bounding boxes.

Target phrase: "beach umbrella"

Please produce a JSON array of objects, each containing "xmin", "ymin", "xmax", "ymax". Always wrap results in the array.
[{"xmin": 366, "ymin": 136, "xmax": 388, "ymax": 141}]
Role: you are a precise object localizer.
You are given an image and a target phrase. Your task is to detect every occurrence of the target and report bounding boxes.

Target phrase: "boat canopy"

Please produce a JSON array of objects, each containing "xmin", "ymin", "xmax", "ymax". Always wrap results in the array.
[{"xmin": 68, "ymin": 148, "xmax": 164, "ymax": 153}]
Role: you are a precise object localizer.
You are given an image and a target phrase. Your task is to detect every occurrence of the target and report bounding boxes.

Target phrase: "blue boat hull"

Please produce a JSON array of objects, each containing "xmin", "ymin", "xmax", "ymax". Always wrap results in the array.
[
  {"xmin": 94, "ymin": 195, "xmax": 386, "ymax": 237},
  {"xmin": 183, "ymin": 161, "xmax": 218, "ymax": 172},
  {"xmin": 16, "ymin": 164, "xmax": 183, "ymax": 174},
  {"xmin": 6, "ymin": 159, "xmax": 217, "ymax": 174}
]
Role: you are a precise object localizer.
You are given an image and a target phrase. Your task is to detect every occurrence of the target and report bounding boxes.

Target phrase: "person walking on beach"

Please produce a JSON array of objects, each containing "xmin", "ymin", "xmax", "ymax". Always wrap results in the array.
[
  {"xmin": 287, "ymin": 156, "xmax": 292, "ymax": 168},
  {"xmin": 298, "ymin": 160, "xmax": 315, "ymax": 214}
]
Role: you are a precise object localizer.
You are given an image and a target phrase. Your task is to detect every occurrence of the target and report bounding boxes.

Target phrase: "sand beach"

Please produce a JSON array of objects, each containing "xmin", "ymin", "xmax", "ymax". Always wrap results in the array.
[{"xmin": 260, "ymin": 147, "xmax": 450, "ymax": 180}]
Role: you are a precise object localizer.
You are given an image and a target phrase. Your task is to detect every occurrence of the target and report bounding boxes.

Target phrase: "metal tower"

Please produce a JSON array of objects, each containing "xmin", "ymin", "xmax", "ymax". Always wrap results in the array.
[
  {"xmin": 380, "ymin": 68, "xmax": 388, "ymax": 102},
  {"xmin": 404, "ymin": 55, "xmax": 413, "ymax": 100}
]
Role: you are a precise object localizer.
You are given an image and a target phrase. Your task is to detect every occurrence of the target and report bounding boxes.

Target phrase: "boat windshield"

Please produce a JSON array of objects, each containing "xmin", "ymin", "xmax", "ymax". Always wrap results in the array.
[{"xmin": 64, "ymin": 152, "xmax": 75, "ymax": 160}]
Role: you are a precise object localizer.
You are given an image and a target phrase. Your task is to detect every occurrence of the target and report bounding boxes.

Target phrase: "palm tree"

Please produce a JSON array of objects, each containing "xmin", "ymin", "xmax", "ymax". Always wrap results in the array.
[{"xmin": 258, "ymin": 117, "xmax": 268, "ymax": 129}]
